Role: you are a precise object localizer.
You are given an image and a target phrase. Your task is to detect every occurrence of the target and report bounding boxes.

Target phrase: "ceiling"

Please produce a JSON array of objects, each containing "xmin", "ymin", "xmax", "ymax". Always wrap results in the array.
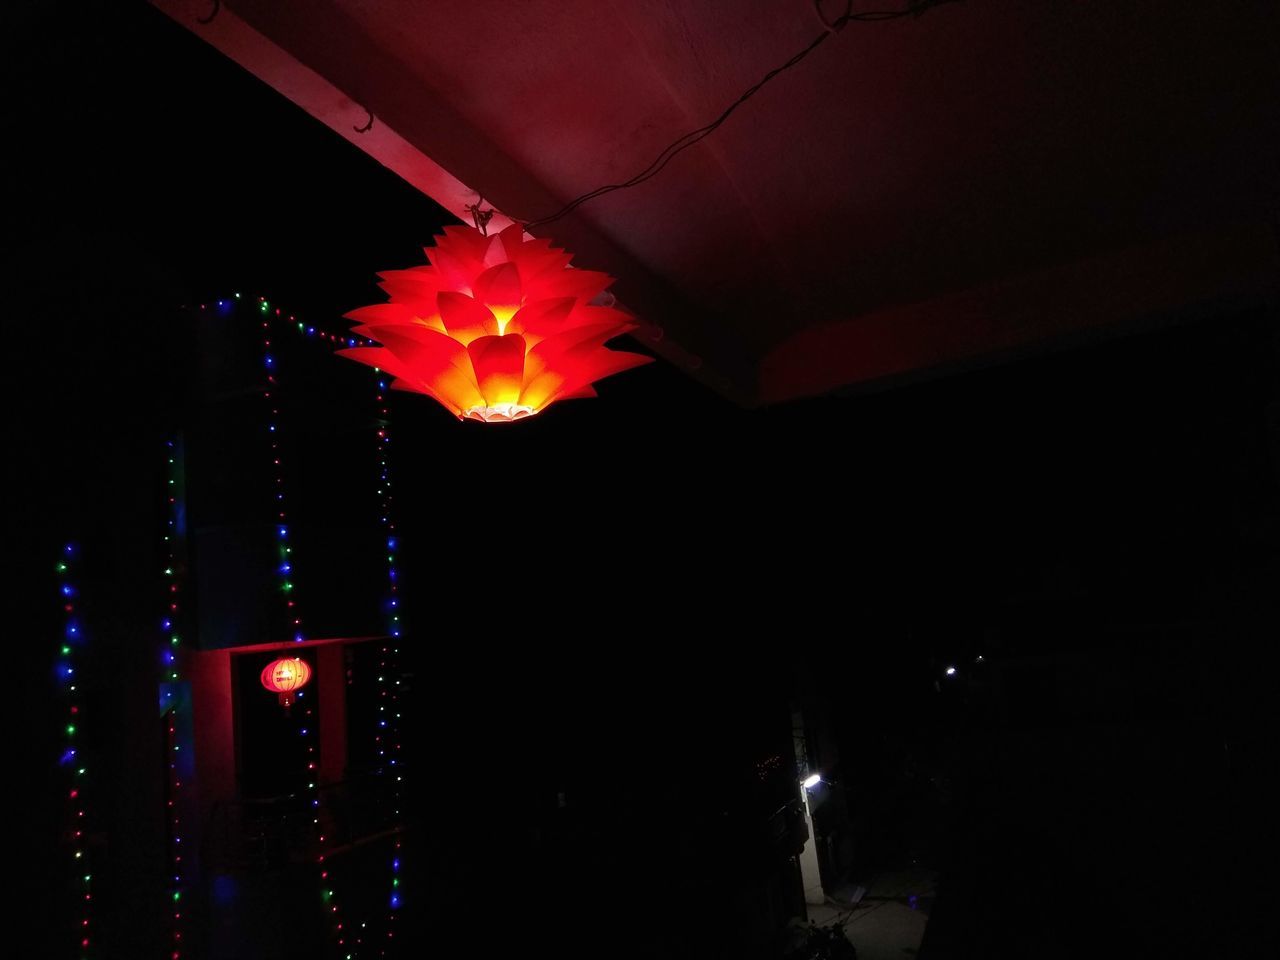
[{"xmin": 152, "ymin": 0, "xmax": 1279, "ymax": 404}]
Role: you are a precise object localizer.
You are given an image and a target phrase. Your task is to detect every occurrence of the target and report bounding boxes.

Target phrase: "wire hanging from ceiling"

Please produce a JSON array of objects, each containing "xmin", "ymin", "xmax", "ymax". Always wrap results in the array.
[{"xmin": 515, "ymin": 0, "xmax": 961, "ymax": 230}]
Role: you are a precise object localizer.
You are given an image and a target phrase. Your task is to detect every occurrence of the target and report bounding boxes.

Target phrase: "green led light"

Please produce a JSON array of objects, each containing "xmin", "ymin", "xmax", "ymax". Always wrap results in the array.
[
  {"xmin": 173, "ymin": 891, "xmax": 181, "ymax": 902},
  {"xmin": 282, "ymin": 582, "xmax": 293, "ymax": 592},
  {"xmin": 62, "ymin": 645, "xmax": 71, "ymax": 655},
  {"xmin": 66, "ymin": 724, "xmax": 76, "ymax": 735},
  {"xmin": 57, "ymin": 562, "xmax": 68, "ymax": 572}
]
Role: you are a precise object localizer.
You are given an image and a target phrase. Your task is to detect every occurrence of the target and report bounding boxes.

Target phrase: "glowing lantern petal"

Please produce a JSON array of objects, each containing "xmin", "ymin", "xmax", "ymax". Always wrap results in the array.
[
  {"xmin": 522, "ymin": 348, "xmax": 652, "ymax": 412},
  {"xmin": 473, "ymin": 262, "xmax": 523, "ymax": 334},
  {"xmin": 338, "ymin": 331, "xmax": 484, "ymax": 415},
  {"xmin": 548, "ymin": 269, "xmax": 612, "ymax": 304},
  {"xmin": 468, "ymin": 334, "xmax": 527, "ymax": 410},
  {"xmin": 345, "ymin": 302, "xmax": 447, "ymax": 336},
  {"xmin": 505, "ymin": 297, "xmax": 576, "ymax": 343},
  {"xmin": 437, "ymin": 291, "xmax": 499, "ymax": 345},
  {"xmin": 523, "ymin": 321, "xmax": 630, "ymax": 383},
  {"xmin": 427, "ymin": 245, "xmax": 482, "ymax": 294},
  {"xmin": 341, "ymin": 223, "xmax": 652, "ymax": 422}
]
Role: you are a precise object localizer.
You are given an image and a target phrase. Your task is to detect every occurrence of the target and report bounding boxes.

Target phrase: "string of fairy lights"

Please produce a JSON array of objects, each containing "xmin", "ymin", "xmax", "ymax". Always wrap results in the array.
[
  {"xmin": 55, "ymin": 293, "xmax": 405, "ymax": 956},
  {"xmin": 222, "ymin": 292, "xmax": 405, "ymax": 957},
  {"xmin": 255, "ymin": 297, "xmax": 356, "ymax": 954},
  {"xmin": 56, "ymin": 542, "xmax": 93, "ymax": 959},
  {"xmin": 160, "ymin": 438, "xmax": 188, "ymax": 960}
]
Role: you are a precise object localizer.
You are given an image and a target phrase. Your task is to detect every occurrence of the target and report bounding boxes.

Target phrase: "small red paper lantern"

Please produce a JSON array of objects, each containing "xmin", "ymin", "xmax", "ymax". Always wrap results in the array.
[
  {"xmin": 338, "ymin": 223, "xmax": 652, "ymax": 422},
  {"xmin": 260, "ymin": 657, "xmax": 311, "ymax": 708}
]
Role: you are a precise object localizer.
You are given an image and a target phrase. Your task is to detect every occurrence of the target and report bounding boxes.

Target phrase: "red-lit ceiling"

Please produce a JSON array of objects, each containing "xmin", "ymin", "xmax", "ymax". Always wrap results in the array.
[{"xmin": 153, "ymin": 0, "xmax": 1279, "ymax": 405}]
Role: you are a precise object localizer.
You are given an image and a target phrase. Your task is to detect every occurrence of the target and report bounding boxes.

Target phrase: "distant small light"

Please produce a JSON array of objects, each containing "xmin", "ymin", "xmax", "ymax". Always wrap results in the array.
[
  {"xmin": 945, "ymin": 666, "xmax": 957, "ymax": 676},
  {"xmin": 975, "ymin": 655, "xmax": 984, "ymax": 662},
  {"xmin": 802, "ymin": 773, "xmax": 821, "ymax": 790}
]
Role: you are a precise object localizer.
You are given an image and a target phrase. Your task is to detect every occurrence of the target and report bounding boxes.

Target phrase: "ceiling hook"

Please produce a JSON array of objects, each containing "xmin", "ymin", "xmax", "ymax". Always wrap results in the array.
[
  {"xmin": 465, "ymin": 199, "xmax": 495, "ymax": 236},
  {"xmin": 353, "ymin": 106, "xmax": 374, "ymax": 134},
  {"xmin": 197, "ymin": 0, "xmax": 220, "ymax": 25}
]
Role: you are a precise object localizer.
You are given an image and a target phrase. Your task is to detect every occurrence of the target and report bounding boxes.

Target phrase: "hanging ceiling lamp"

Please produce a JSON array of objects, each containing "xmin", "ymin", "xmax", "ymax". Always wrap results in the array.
[{"xmin": 338, "ymin": 223, "xmax": 652, "ymax": 422}]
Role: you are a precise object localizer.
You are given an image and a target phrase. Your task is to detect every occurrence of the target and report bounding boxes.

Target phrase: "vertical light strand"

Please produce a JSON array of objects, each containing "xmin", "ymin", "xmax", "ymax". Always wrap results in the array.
[
  {"xmin": 160, "ymin": 437, "xmax": 187, "ymax": 959},
  {"xmin": 261, "ymin": 298, "xmax": 303, "ymax": 645},
  {"xmin": 284, "ymin": 302, "xmax": 399, "ymax": 954},
  {"xmin": 256, "ymin": 296, "xmax": 353, "ymax": 957},
  {"xmin": 284, "ymin": 305, "xmax": 400, "ymax": 954},
  {"xmin": 56, "ymin": 542, "xmax": 93, "ymax": 959},
  {"xmin": 375, "ymin": 375, "xmax": 405, "ymax": 952}
]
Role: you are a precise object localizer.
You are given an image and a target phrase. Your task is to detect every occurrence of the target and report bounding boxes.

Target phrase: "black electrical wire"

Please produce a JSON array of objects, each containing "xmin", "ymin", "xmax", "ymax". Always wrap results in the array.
[{"xmin": 517, "ymin": 1, "xmax": 960, "ymax": 230}]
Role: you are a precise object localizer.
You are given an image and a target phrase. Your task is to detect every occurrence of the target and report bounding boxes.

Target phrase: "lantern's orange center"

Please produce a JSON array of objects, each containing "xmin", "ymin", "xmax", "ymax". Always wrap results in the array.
[{"xmin": 488, "ymin": 304, "xmax": 519, "ymax": 337}]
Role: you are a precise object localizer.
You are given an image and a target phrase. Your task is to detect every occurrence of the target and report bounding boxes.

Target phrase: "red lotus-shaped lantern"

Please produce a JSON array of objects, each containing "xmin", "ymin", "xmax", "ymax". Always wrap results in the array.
[{"xmin": 337, "ymin": 223, "xmax": 653, "ymax": 422}]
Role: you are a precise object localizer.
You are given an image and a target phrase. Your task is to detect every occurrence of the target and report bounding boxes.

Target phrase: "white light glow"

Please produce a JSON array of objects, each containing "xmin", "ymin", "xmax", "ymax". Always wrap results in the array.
[
  {"xmin": 945, "ymin": 666, "xmax": 957, "ymax": 676},
  {"xmin": 802, "ymin": 773, "xmax": 821, "ymax": 790}
]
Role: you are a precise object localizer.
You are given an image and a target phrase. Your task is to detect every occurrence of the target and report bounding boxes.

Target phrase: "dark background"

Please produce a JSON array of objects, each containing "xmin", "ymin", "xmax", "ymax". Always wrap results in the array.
[{"xmin": 7, "ymin": 3, "xmax": 1279, "ymax": 958}]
